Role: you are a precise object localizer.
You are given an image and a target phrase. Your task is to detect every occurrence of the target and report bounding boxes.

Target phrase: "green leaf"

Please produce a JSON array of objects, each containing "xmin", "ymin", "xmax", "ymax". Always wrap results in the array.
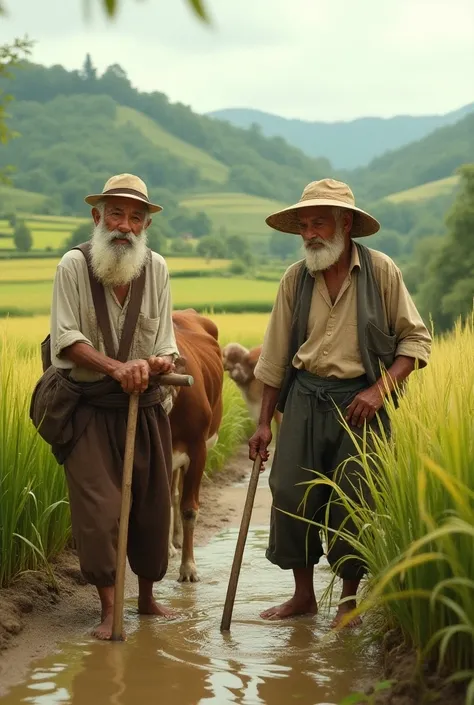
[
  {"xmin": 466, "ymin": 678, "xmax": 474, "ymax": 705},
  {"xmin": 373, "ymin": 680, "xmax": 395, "ymax": 692},
  {"xmin": 104, "ymin": 0, "xmax": 117, "ymax": 15},
  {"xmin": 338, "ymin": 693, "xmax": 367, "ymax": 705},
  {"xmin": 187, "ymin": 0, "xmax": 208, "ymax": 21}
]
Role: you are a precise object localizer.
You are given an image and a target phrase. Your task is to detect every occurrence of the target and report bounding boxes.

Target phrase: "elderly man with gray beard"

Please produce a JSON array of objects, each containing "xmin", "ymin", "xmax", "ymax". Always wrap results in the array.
[
  {"xmin": 249, "ymin": 178, "xmax": 431, "ymax": 628},
  {"xmin": 49, "ymin": 174, "xmax": 179, "ymax": 640}
]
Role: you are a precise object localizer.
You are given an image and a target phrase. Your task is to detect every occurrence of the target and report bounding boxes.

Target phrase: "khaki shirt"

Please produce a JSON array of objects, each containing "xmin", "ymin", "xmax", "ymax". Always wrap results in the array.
[
  {"xmin": 50, "ymin": 249, "xmax": 179, "ymax": 409},
  {"xmin": 254, "ymin": 245, "xmax": 432, "ymax": 388}
]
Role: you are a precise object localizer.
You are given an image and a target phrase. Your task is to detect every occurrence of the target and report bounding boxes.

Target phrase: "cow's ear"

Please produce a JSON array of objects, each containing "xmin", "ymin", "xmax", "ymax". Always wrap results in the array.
[{"xmin": 174, "ymin": 355, "xmax": 187, "ymax": 374}]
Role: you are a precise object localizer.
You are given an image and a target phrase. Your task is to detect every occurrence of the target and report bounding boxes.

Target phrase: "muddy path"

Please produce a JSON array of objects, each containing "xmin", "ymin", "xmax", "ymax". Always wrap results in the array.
[
  {"xmin": 0, "ymin": 447, "xmax": 249, "ymax": 694},
  {"xmin": 0, "ymin": 446, "xmax": 384, "ymax": 705}
]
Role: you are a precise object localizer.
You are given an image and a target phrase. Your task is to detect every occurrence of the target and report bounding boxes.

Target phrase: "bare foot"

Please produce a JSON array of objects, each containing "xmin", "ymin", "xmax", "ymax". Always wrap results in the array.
[
  {"xmin": 91, "ymin": 611, "xmax": 125, "ymax": 640},
  {"xmin": 331, "ymin": 601, "xmax": 362, "ymax": 630},
  {"xmin": 260, "ymin": 595, "xmax": 318, "ymax": 621},
  {"xmin": 138, "ymin": 596, "xmax": 177, "ymax": 620}
]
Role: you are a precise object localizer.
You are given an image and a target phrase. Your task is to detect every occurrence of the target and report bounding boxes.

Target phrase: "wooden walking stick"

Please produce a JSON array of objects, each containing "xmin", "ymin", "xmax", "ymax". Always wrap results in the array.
[
  {"xmin": 220, "ymin": 454, "xmax": 262, "ymax": 632},
  {"xmin": 111, "ymin": 372, "xmax": 194, "ymax": 642}
]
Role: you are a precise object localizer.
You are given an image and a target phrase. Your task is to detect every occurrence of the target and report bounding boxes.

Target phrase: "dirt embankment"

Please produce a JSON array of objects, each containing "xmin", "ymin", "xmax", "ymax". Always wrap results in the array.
[
  {"xmin": 373, "ymin": 628, "xmax": 466, "ymax": 705},
  {"xmin": 0, "ymin": 447, "xmax": 249, "ymax": 695}
]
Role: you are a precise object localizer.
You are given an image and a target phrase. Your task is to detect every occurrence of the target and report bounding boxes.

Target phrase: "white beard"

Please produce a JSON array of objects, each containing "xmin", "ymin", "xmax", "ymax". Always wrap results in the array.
[
  {"xmin": 304, "ymin": 226, "xmax": 346, "ymax": 272},
  {"xmin": 90, "ymin": 221, "xmax": 148, "ymax": 287}
]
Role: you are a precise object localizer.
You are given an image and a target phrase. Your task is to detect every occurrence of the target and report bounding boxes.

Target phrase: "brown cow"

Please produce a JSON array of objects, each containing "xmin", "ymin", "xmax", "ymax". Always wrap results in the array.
[
  {"xmin": 222, "ymin": 342, "xmax": 282, "ymax": 433},
  {"xmin": 168, "ymin": 309, "xmax": 224, "ymax": 582}
]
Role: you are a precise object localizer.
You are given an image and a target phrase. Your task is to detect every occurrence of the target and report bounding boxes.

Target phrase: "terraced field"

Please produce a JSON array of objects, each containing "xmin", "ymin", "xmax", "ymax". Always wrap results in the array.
[
  {"xmin": 0, "ymin": 215, "xmax": 88, "ymax": 251},
  {"xmin": 180, "ymin": 192, "xmax": 284, "ymax": 241}
]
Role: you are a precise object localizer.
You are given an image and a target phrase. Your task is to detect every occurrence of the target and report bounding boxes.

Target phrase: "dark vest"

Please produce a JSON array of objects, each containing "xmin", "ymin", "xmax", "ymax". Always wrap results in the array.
[{"xmin": 277, "ymin": 242, "xmax": 397, "ymax": 413}]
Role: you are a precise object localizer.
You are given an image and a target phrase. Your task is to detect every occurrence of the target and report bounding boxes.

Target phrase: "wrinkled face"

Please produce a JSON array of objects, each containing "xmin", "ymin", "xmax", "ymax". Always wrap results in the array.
[
  {"xmin": 296, "ymin": 206, "xmax": 352, "ymax": 272},
  {"xmin": 90, "ymin": 196, "xmax": 152, "ymax": 287},
  {"xmin": 222, "ymin": 343, "xmax": 256, "ymax": 386},
  {"xmin": 94, "ymin": 196, "xmax": 151, "ymax": 242},
  {"xmin": 296, "ymin": 205, "xmax": 338, "ymax": 244}
]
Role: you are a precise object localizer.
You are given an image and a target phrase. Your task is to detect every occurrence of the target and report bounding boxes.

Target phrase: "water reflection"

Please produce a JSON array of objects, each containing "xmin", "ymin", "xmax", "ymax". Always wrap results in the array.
[{"xmin": 1, "ymin": 527, "xmax": 380, "ymax": 705}]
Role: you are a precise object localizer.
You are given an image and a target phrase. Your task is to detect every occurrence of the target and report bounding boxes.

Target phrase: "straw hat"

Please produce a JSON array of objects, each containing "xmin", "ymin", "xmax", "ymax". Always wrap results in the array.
[
  {"xmin": 266, "ymin": 178, "xmax": 380, "ymax": 237},
  {"xmin": 85, "ymin": 173, "xmax": 163, "ymax": 214}
]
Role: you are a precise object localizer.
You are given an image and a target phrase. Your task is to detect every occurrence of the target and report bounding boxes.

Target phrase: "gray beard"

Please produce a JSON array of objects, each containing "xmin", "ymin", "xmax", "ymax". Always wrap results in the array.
[
  {"xmin": 90, "ymin": 222, "xmax": 148, "ymax": 287},
  {"xmin": 303, "ymin": 227, "xmax": 346, "ymax": 272}
]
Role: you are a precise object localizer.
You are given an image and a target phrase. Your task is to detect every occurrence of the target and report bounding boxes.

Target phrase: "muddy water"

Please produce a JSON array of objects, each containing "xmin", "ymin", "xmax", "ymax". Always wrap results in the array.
[{"xmin": 0, "ymin": 474, "xmax": 381, "ymax": 705}]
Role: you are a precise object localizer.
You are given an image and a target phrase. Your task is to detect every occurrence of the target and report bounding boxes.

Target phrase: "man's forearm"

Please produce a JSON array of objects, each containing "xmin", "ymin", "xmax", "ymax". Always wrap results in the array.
[
  {"xmin": 62, "ymin": 342, "xmax": 121, "ymax": 377},
  {"xmin": 376, "ymin": 355, "xmax": 416, "ymax": 396},
  {"xmin": 258, "ymin": 383, "xmax": 281, "ymax": 426}
]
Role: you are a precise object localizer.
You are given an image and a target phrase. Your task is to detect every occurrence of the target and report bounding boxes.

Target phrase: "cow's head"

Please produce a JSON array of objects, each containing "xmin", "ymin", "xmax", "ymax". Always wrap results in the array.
[{"xmin": 222, "ymin": 343, "xmax": 262, "ymax": 386}]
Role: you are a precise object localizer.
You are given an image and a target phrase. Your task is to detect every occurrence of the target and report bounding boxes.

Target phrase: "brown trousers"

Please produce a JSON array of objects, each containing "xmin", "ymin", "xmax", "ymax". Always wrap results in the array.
[{"xmin": 64, "ymin": 403, "xmax": 172, "ymax": 587}]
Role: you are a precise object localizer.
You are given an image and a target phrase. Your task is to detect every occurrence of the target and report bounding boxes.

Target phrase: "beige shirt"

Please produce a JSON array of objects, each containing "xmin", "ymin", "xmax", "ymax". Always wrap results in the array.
[
  {"xmin": 50, "ymin": 250, "xmax": 179, "ymax": 406},
  {"xmin": 254, "ymin": 245, "xmax": 432, "ymax": 388}
]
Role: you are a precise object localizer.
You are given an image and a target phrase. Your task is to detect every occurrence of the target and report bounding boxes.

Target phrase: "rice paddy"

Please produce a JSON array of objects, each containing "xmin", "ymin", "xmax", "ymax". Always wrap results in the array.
[
  {"xmin": 180, "ymin": 192, "xmax": 285, "ymax": 241},
  {"xmin": 0, "ymin": 276, "xmax": 278, "ymax": 316},
  {"xmin": 293, "ymin": 316, "xmax": 474, "ymax": 699},
  {"xmin": 0, "ymin": 256, "xmax": 232, "ymax": 283},
  {"xmin": 0, "ymin": 332, "xmax": 255, "ymax": 588},
  {"xmin": 1, "ymin": 232, "xmax": 472, "ymax": 700}
]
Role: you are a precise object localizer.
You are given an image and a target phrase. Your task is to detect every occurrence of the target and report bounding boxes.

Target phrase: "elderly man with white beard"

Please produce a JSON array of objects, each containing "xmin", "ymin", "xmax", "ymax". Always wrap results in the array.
[
  {"xmin": 249, "ymin": 178, "xmax": 431, "ymax": 628},
  {"xmin": 48, "ymin": 174, "xmax": 180, "ymax": 640}
]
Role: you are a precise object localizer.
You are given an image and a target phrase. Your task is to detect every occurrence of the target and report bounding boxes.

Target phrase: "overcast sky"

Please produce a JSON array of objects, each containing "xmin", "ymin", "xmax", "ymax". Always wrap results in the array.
[{"xmin": 0, "ymin": 0, "xmax": 473, "ymax": 122}]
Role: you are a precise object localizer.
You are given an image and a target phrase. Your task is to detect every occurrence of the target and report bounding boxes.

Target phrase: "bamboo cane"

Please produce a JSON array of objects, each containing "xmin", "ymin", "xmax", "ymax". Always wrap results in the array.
[
  {"xmin": 220, "ymin": 455, "xmax": 262, "ymax": 632},
  {"xmin": 111, "ymin": 372, "xmax": 193, "ymax": 641}
]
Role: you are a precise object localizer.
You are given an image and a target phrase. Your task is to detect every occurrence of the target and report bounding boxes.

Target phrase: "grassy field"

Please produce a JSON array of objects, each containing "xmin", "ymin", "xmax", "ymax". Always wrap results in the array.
[
  {"xmin": 0, "ymin": 276, "xmax": 277, "ymax": 316},
  {"xmin": 385, "ymin": 175, "xmax": 460, "ymax": 203},
  {"xmin": 116, "ymin": 106, "xmax": 229, "ymax": 184},
  {"xmin": 180, "ymin": 192, "xmax": 285, "ymax": 242},
  {"xmin": 0, "ymin": 312, "xmax": 269, "ymax": 350},
  {"xmin": 0, "ymin": 214, "xmax": 89, "ymax": 251},
  {"xmin": 0, "ymin": 256, "xmax": 232, "ymax": 283},
  {"xmin": 0, "ymin": 185, "xmax": 49, "ymax": 212}
]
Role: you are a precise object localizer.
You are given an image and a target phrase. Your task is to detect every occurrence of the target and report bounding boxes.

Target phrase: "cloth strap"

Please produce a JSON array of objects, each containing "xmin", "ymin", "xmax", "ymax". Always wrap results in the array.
[
  {"xmin": 294, "ymin": 369, "xmax": 368, "ymax": 406},
  {"xmin": 73, "ymin": 242, "xmax": 148, "ymax": 362}
]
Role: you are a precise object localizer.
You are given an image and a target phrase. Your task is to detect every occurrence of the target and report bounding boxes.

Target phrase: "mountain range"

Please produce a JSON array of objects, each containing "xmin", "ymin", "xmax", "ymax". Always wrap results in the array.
[{"xmin": 207, "ymin": 103, "xmax": 474, "ymax": 169}]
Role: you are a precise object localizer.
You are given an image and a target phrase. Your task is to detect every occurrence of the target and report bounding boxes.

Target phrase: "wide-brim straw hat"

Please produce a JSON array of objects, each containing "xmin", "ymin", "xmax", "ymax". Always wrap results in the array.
[
  {"xmin": 266, "ymin": 178, "xmax": 380, "ymax": 237},
  {"xmin": 85, "ymin": 173, "xmax": 163, "ymax": 214}
]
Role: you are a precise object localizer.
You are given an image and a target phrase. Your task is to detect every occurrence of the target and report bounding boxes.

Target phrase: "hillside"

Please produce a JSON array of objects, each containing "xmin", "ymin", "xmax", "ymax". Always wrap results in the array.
[
  {"xmin": 116, "ymin": 106, "xmax": 229, "ymax": 184},
  {"xmin": 1, "ymin": 59, "xmax": 331, "ymax": 208},
  {"xmin": 2, "ymin": 58, "xmax": 473, "ymax": 218},
  {"xmin": 0, "ymin": 186, "xmax": 49, "ymax": 213},
  {"xmin": 180, "ymin": 192, "xmax": 285, "ymax": 242},
  {"xmin": 208, "ymin": 103, "xmax": 474, "ymax": 169},
  {"xmin": 349, "ymin": 113, "xmax": 474, "ymax": 204},
  {"xmin": 385, "ymin": 176, "xmax": 460, "ymax": 204}
]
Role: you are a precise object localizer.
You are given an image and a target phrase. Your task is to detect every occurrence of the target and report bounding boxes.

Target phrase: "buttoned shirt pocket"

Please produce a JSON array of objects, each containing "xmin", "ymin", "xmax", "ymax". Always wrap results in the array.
[
  {"xmin": 366, "ymin": 321, "xmax": 397, "ymax": 369},
  {"xmin": 135, "ymin": 314, "xmax": 161, "ymax": 359}
]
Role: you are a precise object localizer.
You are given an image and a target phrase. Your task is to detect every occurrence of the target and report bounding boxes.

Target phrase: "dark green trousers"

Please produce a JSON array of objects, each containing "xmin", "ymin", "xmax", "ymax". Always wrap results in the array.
[{"xmin": 267, "ymin": 370, "xmax": 389, "ymax": 580}]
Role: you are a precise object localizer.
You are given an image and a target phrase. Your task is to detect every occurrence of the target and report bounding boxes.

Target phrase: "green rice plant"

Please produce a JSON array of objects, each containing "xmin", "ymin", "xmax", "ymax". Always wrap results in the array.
[
  {"xmin": 282, "ymin": 315, "xmax": 474, "ymax": 698},
  {"xmin": 205, "ymin": 377, "xmax": 253, "ymax": 475},
  {"xmin": 0, "ymin": 334, "xmax": 71, "ymax": 587}
]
